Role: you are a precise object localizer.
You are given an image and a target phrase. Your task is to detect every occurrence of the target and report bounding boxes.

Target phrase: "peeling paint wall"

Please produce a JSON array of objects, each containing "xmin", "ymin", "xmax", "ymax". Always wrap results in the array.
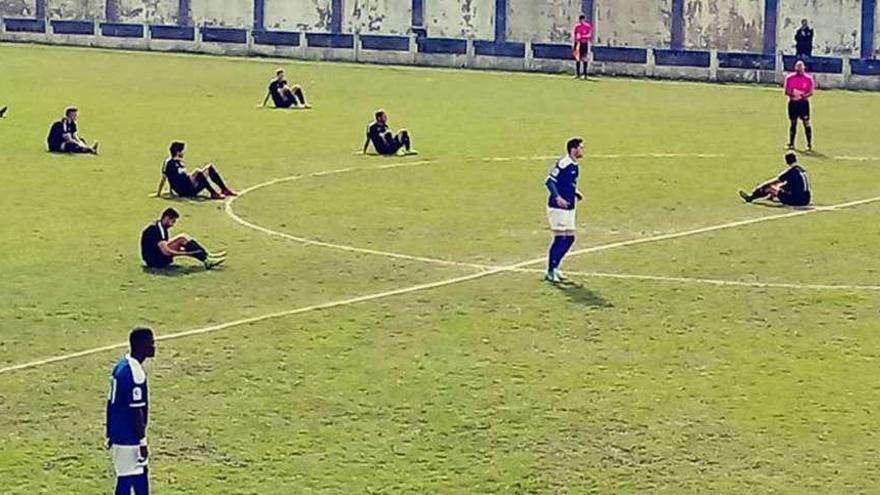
[
  {"xmin": 778, "ymin": 0, "xmax": 860, "ymax": 56},
  {"xmin": 876, "ymin": 2, "xmax": 880, "ymax": 58},
  {"xmin": 424, "ymin": 0, "xmax": 494, "ymax": 38},
  {"xmin": 48, "ymin": 0, "xmax": 104, "ymax": 19},
  {"xmin": 595, "ymin": 0, "xmax": 672, "ymax": 47},
  {"xmin": 192, "ymin": 0, "xmax": 252, "ymax": 26},
  {"xmin": 0, "ymin": 0, "xmax": 33, "ymax": 17},
  {"xmin": 118, "ymin": 0, "xmax": 178, "ymax": 24},
  {"xmin": 684, "ymin": 0, "xmax": 763, "ymax": 52},
  {"xmin": 345, "ymin": 0, "xmax": 412, "ymax": 34},
  {"xmin": 506, "ymin": 0, "xmax": 582, "ymax": 43},
  {"xmin": 265, "ymin": 0, "xmax": 333, "ymax": 31}
]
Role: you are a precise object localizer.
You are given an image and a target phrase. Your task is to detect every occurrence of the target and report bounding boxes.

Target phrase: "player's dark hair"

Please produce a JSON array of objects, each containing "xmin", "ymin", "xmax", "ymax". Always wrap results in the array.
[
  {"xmin": 169, "ymin": 141, "xmax": 185, "ymax": 157},
  {"xmin": 64, "ymin": 106, "xmax": 77, "ymax": 116},
  {"xmin": 566, "ymin": 137, "xmax": 583, "ymax": 153},
  {"xmin": 375, "ymin": 109, "xmax": 385, "ymax": 120},
  {"xmin": 276, "ymin": 68, "xmax": 284, "ymax": 76},
  {"xmin": 579, "ymin": 14, "xmax": 586, "ymax": 21},
  {"xmin": 785, "ymin": 152, "xmax": 798, "ymax": 165},
  {"xmin": 129, "ymin": 327, "xmax": 154, "ymax": 349},
  {"xmin": 161, "ymin": 207, "xmax": 180, "ymax": 220}
]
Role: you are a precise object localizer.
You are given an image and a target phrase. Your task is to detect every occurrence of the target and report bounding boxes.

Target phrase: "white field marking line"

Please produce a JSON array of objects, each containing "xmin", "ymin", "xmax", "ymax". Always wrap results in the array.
[
  {"xmin": 4, "ymin": 168, "xmax": 879, "ymax": 375},
  {"xmin": 228, "ymin": 156, "xmax": 880, "ymax": 272},
  {"xmin": 513, "ymin": 268, "xmax": 880, "ymax": 292},
  {"xmin": 224, "ymin": 160, "xmax": 487, "ymax": 270},
  {"xmin": 480, "ymin": 153, "xmax": 880, "ymax": 162}
]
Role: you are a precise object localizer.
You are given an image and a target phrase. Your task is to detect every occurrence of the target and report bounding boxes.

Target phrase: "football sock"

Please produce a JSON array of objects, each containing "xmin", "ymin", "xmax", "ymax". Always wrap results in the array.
[
  {"xmin": 207, "ymin": 167, "xmax": 228, "ymax": 191},
  {"xmin": 575, "ymin": 62, "xmax": 582, "ymax": 77},
  {"xmin": 788, "ymin": 122, "xmax": 797, "ymax": 146},
  {"xmin": 184, "ymin": 240, "xmax": 209, "ymax": 262},
  {"xmin": 548, "ymin": 236, "xmax": 566, "ymax": 271},
  {"xmin": 560, "ymin": 236, "xmax": 576, "ymax": 260},
  {"xmin": 750, "ymin": 185, "xmax": 769, "ymax": 200},
  {"xmin": 805, "ymin": 126, "xmax": 813, "ymax": 147},
  {"xmin": 293, "ymin": 87, "xmax": 306, "ymax": 105},
  {"xmin": 400, "ymin": 131, "xmax": 411, "ymax": 151}
]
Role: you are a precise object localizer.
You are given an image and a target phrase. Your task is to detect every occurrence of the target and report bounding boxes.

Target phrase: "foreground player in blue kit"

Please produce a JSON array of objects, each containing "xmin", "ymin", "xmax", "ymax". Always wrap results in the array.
[
  {"xmin": 106, "ymin": 327, "xmax": 156, "ymax": 495},
  {"xmin": 544, "ymin": 137, "xmax": 584, "ymax": 283}
]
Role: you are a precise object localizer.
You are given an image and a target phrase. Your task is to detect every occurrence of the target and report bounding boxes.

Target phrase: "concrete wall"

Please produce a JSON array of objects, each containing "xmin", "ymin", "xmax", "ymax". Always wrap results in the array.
[
  {"xmin": 192, "ymin": 0, "xmax": 252, "ymax": 27},
  {"xmin": 506, "ymin": 0, "xmax": 581, "ymax": 43},
  {"xmin": 265, "ymin": 0, "xmax": 332, "ymax": 31},
  {"xmin": 424, "ymin": 0, "xmax": 494, "ymax": 38},
  {"xmin": 684, "ymin": 0, "xmax": 763, "ymax": 52},
  {"xmin": 875, "ymin": 0, "xmax": 880, "ymax": 58},
  {"xmin": 0, "ymin": 0, "xmax": 33, "ymax": 17},
  {"xmin": 777, "ymin": 0, "xmax": 860, "ymax": 56},
  {"xmin": 48, "ymin": 0, "xmax": 104, "ymax": 19},
  {"xmin": 118, "ymin": 0, "xmax": 178, "ymax": 24},
  {"xmin": 345, "ymin": 0, "xmax": 412, "ymax": 34},
  {"xmin": 595, "ymin": 0, "xmax": 672, "ymax": 48}
]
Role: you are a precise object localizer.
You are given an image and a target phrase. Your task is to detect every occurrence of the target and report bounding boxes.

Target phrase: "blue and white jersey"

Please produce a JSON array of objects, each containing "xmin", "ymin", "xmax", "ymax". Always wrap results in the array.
[
  {"xmin": 546, "ymin": 154, "xmax": 579, "ymax": 210},
  {"xmin": 106, "ymin": 354, "xmax": 148, "ymax": 446}
]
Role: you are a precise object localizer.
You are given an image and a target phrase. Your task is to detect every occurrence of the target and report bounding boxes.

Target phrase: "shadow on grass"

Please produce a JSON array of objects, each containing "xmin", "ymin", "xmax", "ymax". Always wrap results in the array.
[
  {"xmin": 802, "ymin": 149, "xmax": 829, "ymax": 160},
  {"xmin": 142, "ymin": 265, "xmax": 206, "ymax": 277},
  {"xmin": 153, "ymin": 193, "xmax": 213, "ymax": 203},
  {"xmin": 553, "ymin": 280, "xmax": 612, "ymax": 308}
]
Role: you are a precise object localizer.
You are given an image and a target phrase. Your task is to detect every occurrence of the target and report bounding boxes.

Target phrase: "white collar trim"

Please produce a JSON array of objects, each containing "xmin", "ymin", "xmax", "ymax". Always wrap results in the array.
[{"xmin": 125, "ymin": 354, "xmax": 147, "ymax": 384}]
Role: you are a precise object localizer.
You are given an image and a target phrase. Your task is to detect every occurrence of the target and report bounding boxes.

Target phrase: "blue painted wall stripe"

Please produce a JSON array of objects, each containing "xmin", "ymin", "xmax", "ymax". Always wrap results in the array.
[
  {"xmin": 763, "ymin": 0, "xmax": 777, "ymax": 55},
  {"xmin": 331, "ymin": 0, "xmax": 343, "ymax": 33},
  {"xmin": 494, "ymin": 0, "xmax": 506, "ymax": 41},
  {"xmin": 178, "ymin": 0, "xmax": 191, "ymax": 26},
  {"xmin": 581, "ymin": 0, "xmax": 594, "ymax": 24},
  {"xmin": 861, "ymin": 0, "xmax": 876, "ymax": 59},
  {"xmin": 105, "ymin": 0, "xmax": 119, "ymax": 22},
  {"xmin": 253, "ymin": 0, "xmax": 264, "ymax": 30},
  {"xmin": 670, "ymin": 0, "xmax": 684, "ymax": 49},
  {"xmin": 35, "ymin": 0, "xmax": 46, "ymax": 19},
  {"xmin": 411, "ymin": 0, "xmax": 424, "ymax": 27}
]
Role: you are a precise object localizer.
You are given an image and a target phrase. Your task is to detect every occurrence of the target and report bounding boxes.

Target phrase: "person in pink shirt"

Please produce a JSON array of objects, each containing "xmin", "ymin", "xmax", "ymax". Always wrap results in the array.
[
  {"xmin": 784, "ymin": 60, "xmax": 815, "ymax": 150},
  {"xmin": 571, "ymin": 15, "xmax": 593, "ymax": 79}
]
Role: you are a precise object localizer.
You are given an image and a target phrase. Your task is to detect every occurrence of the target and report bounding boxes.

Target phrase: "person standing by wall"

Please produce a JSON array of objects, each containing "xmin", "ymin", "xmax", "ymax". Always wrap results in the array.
[
  {"xmin": 571, "ymin": 15, "xmax": 593, "ymax": 79},
  {"xmin": 795, "ymin": 19, "xmax": 814, "ymax": 61}
]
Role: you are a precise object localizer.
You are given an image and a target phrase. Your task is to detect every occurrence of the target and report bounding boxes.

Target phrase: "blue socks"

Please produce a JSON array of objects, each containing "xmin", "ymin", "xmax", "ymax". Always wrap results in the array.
[{"xmin": 548, "ymin": 235, "xmax": 576, "ymax": 272}]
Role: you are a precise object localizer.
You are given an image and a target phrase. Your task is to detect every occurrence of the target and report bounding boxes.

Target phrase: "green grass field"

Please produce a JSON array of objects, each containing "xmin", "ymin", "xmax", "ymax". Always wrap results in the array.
[{"xmin": 1, "ymin": 42, "xmax": 880, "ymax": 493}]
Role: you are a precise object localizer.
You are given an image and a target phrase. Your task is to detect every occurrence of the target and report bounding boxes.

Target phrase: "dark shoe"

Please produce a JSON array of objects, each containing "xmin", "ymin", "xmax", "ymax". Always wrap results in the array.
[
  {"xmin": 738, "ymin": 190, "xmax": 753, "ymax": 203},
  {"xmin": 0, "ymin": 106, "xmax": 7, "ymax": 118},
  {"xmin": 222, "ymin": 189, "xmax": 238, "ymax": 197},
  {"xmin": 204, "ymin": 257, "xmax": 226, "ymax": 270},
  {"xmin": 92, "ymin": 141, "xmax": 99, "ymax": 155}
]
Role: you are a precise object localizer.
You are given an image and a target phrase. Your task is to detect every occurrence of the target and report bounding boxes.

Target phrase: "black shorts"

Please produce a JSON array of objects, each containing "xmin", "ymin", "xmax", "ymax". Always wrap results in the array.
[
  {"xmin": 169, "ymin": 178, "xmax": 200, "ymax": 197},
  {"xmin": 576, "ymin": 42, "xmax": 589, "ymax": 60},
  {"xmin": 788, "ymin": 100, "xmax": 810, "ymax": 120},
  {"xmin": 778, "ymin": 189, "xmax": 811, "ymax": 206},
  {"xmin": 274, "ymin": 96, "xmax": 296, "ymax": 108},
  {"xmin": 374, "ymin": 134, "xmax": 403, "ymax": 155},
  {"xmin": 144, "ymin": 255, "xmax": 173, "ymax": 269}
]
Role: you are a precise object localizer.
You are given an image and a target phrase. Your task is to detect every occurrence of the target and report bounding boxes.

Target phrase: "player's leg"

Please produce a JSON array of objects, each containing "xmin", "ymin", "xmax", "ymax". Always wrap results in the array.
[
  {"xmin": 546, "ymin": 209, "xmax": 575, "ymax": 282},
  {"xmin": 739, "ymin": 180, "xmax": 778, "ymax": 202},
  {"xmin": 203, "ymin": 164, "xmax": 236, "ymax": 196},
  {"xmin": 581, "ymin": 44, "xmax": 590, "ymax": 78},
  {"xmin": 290, "ymin": 84, "xmax": 308, "ymax": 107},
  {"xmin": 786, "ymin": 101, "xmax": 798, "ymax": 149},
  {"xmin": 802, "ymin": 113, "xmax": 813, "ymax": 150},
  {"xmin": 116, "ymin": 475, "xmax": 135, "ymax": 495},
  {"xmin": 131, "ymin": 466, "xmax": 150, "ymax": 495},
  {"xmin": 190, "ymin": 170, "xmax": 222, "ymax": 199}
]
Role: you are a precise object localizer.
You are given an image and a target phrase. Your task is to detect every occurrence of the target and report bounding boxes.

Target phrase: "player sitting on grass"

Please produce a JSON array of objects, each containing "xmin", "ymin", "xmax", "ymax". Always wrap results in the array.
[
  {"xmin": 362, "ymin": 109, "xmax": 417, "ymax": 156},
  {"xmin": 156, "ymin": 141, "xmax": 237, "ymax": 200},
  {"xmin": 46, "ymin": 107, "xmax": 98, "ymax": 154},
  {"xmin": 738, "ymin": 152, "xmax": 811, "ymax": 207},
  {"xmin": 262, "ymin": 69, "xmax": 311, "ymax": 109},
  {"xmin": 140, "ymin": 207, "xmax": 226, "ymax": 270}
]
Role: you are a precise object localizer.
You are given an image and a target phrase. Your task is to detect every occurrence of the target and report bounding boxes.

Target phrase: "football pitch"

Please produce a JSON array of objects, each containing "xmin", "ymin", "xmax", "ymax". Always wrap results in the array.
[{"xmin": 2, "ymin": 42, "xmax": 880, "ymax": 493}]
